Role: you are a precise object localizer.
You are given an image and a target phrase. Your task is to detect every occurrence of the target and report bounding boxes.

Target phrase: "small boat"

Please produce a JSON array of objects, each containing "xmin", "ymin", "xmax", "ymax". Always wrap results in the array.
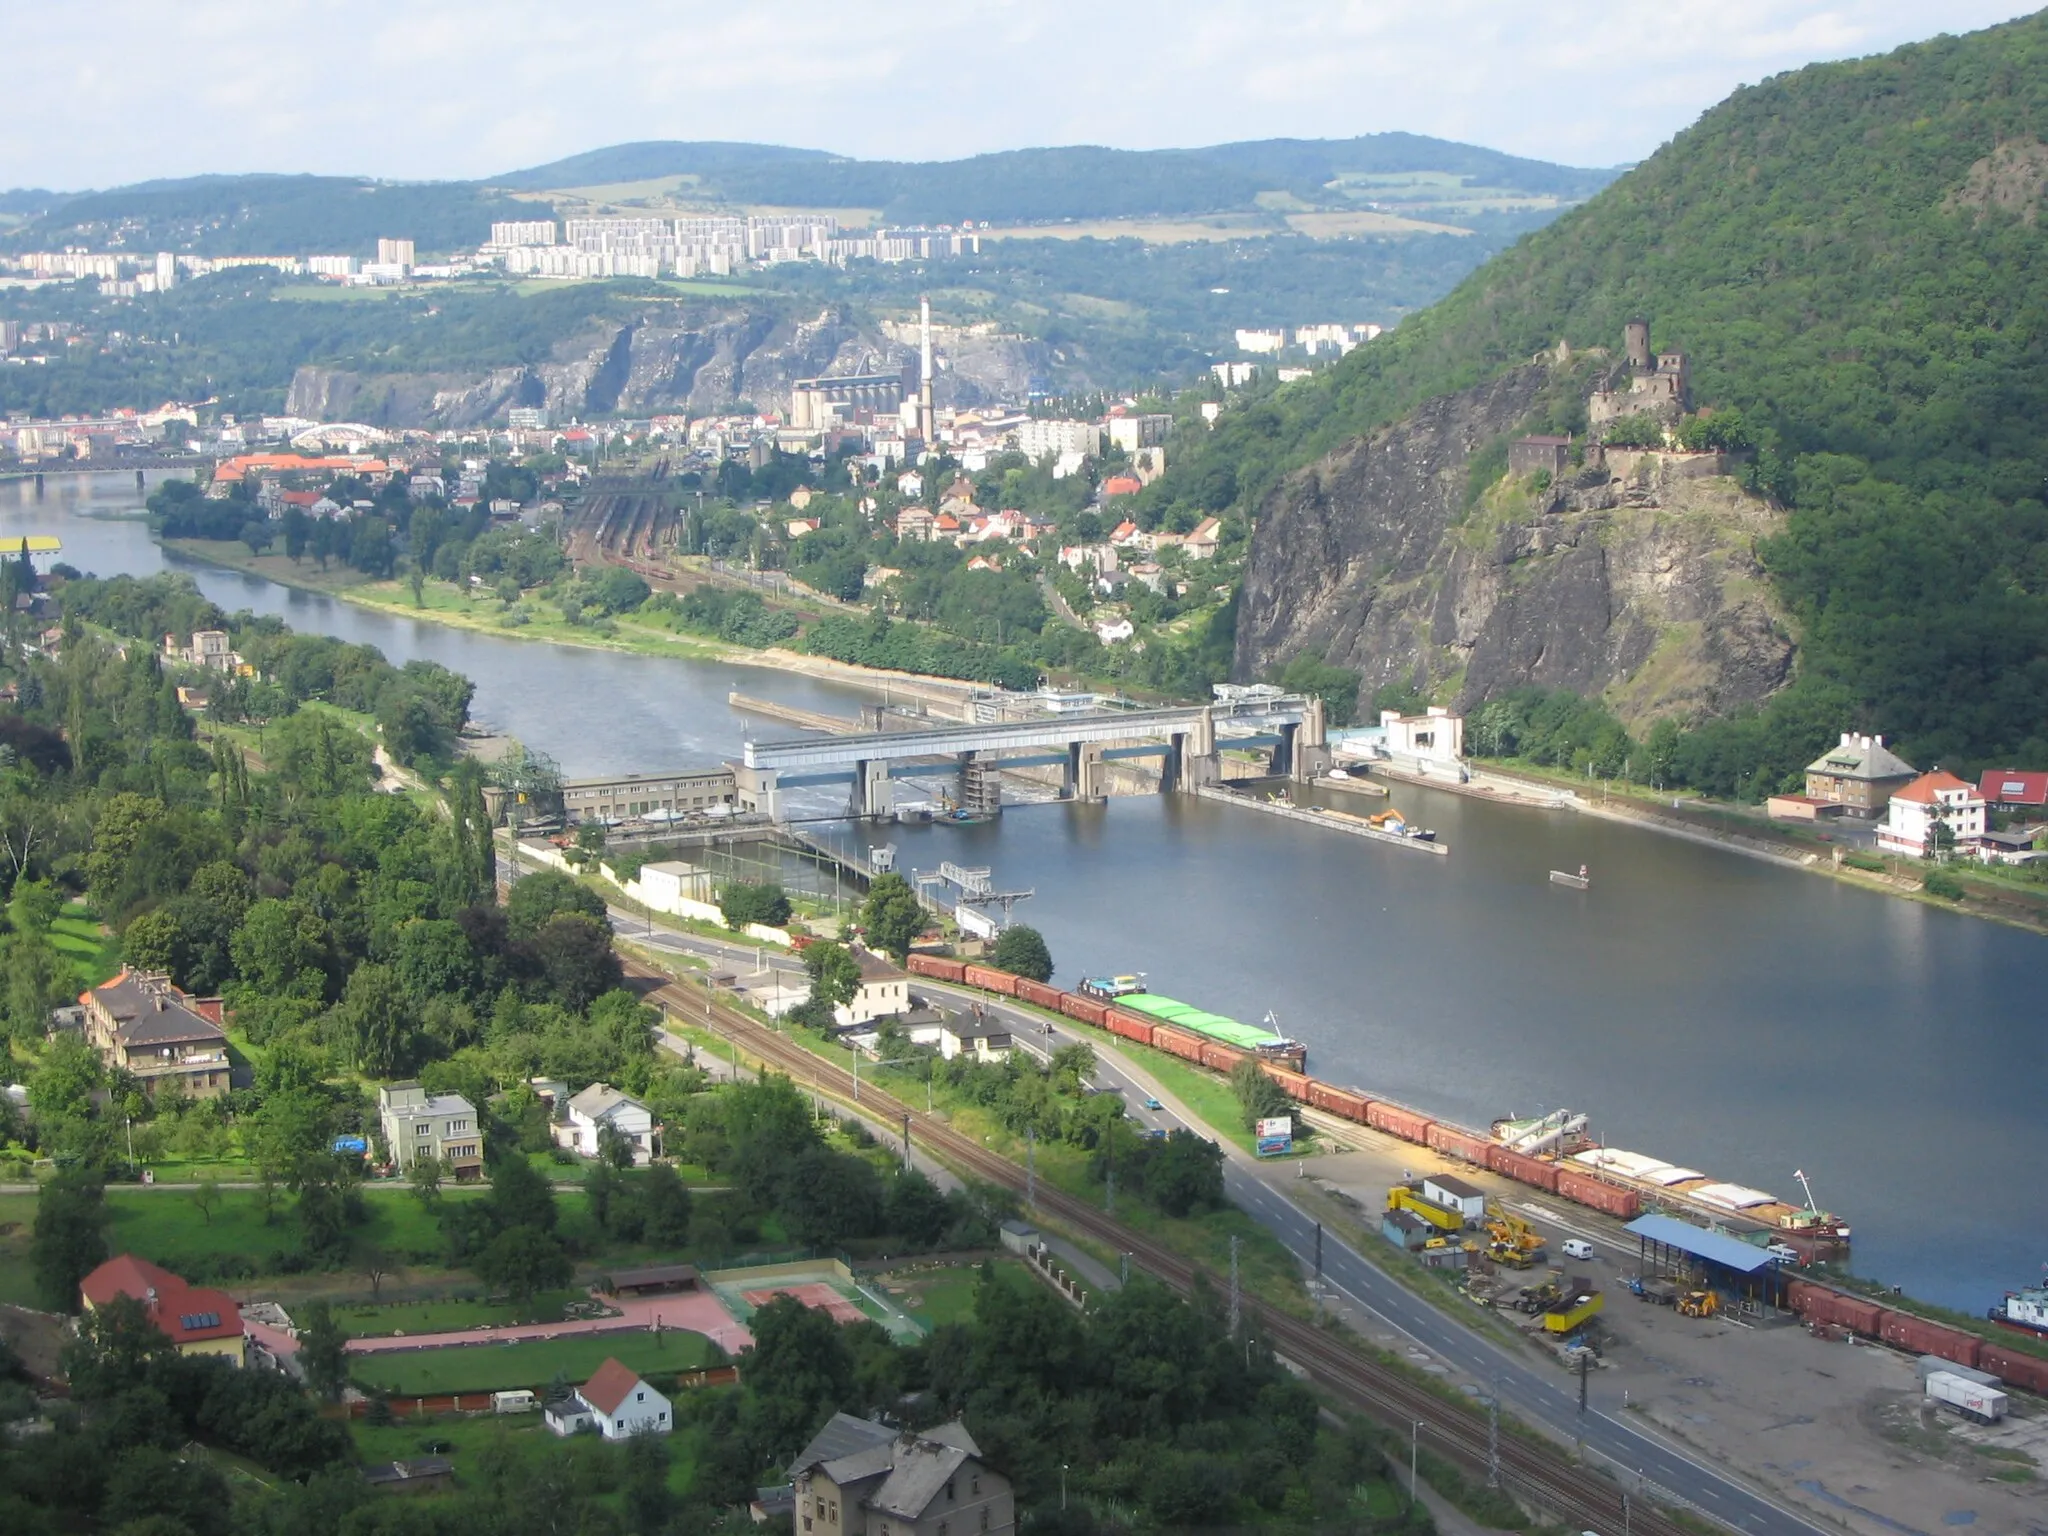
[{"xmin": 1550, "ymin": 865, "xmax": 1591, "ymax": 890}]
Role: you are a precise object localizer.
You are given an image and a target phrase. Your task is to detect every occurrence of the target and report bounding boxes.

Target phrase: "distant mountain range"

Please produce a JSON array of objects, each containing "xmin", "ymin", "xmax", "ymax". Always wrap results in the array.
[{"xmin": 0, "ymin": 134, "xmax": 1624, "ymax": 254}]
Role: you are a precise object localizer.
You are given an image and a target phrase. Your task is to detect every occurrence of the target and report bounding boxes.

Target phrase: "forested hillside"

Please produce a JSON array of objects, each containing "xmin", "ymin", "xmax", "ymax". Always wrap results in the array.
[{"xmin": 1145, "ymin": 11, "xmax": 2048, "ymax": 779}]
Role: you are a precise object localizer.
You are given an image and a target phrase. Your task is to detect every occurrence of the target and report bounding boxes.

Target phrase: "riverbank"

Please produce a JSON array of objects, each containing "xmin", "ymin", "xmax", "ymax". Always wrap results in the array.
[
  {"xmin": 161, "ymin": 536, "xmax": 986, "ymax": 711},
  {"xmin": 1419, "ymin": 756, "xmax": 2048, "ymax": 939}
]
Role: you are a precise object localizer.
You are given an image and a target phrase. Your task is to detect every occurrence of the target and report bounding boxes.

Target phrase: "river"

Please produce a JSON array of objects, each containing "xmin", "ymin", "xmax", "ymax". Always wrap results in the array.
[{"xmin": 8, "ymin": 472, "xmax": 2042, "ymax": 1313}]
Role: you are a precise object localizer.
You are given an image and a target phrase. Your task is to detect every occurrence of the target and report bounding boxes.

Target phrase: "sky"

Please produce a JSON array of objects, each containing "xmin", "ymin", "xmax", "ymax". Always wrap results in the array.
[{"xmin": 3, "ymin": 0, "xmax": 2034, "ymax": 190}]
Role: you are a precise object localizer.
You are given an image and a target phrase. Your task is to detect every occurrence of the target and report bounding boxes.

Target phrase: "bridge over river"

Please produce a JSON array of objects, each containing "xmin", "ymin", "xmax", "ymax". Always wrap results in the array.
[{"xmin": 733, "ymin": 692, "xmax": 1329, "ymax": 819}]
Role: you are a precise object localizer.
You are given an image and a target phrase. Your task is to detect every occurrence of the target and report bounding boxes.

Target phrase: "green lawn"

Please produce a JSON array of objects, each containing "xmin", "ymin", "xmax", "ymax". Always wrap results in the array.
[
  {"xmin": 334, "ymin": 1290, "xmax": 585, "ymax": 1337},
  {"xmin": 881, "ymin": 1259, "xmax": 1028, "ymax": 1327},
  {"xmin": 349, "ymin": 1408, "xmax": 706, "ymax": 1497},
  {"xmin": 352, "ymin": 1327, "xmax": 722, "ymax": 1397},
  {"xmin": 48, "ymin": 903, "xmax": 121, "ymax": 987}
]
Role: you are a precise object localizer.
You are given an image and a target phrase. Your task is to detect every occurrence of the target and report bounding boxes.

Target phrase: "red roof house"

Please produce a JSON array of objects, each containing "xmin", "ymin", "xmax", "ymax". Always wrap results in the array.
[
  {"xmin": 1101, "ymin": 475, "xmax": 1143, "ymax": 498},
  {"xmin": 80, "ymin": 1254, "xmax": 245, "ymax": 1364},
  {"xmin": 1978, "ymin": 769, "xmax": 2048, "ymax": 808}
]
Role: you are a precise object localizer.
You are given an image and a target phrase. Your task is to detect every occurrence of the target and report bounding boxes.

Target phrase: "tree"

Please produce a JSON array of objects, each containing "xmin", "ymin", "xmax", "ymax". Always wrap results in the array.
[
  {"xmin": 33, "ymin": 1170, "xmax": 110, "ymax": 1311},
  {"xmin": 326, "ymin": 961, "xmax": 417, "ymax": 1076},
  {"xmin": 190, "ymin": 1177, "xmax": 222, "ymax": 1226},
  {"xmin": 860, "ymin": 873, "xmax": 925, "ymax": 961},
  {"xmin": 475, "ymin": 1225, "xmax": 571, "ymax": 1305},
  {"xmin": 409, "ymin": 1154, "xmax": 445, "ymax": 1206},
  {"xmin": 1227, "ymin": 1058, "xmax": 1295, "ymax": 1134},
  {"xmin": 802, "ymin": 941, "xmax": 862, "ymax": 1014},
  {"xmin": 505, "ymin": 868, "xmax": 605, "ymax": 938},
  {"xmin": 298, "ymin": 1298, "xmax": 349, "ymax": 1401},
  {"xmin": 1142, "ymin": 1130, "xmax": 1225, "ymax": 1217},
  {"xmin": 530, "ymin": 912, "xmax": 622, "ymax": 1011},
  {"xmin": 631, "ymin": 1162, "xmax": 692, "ymax": 1245},
  {"xmin": 1, "ymin": 930, "xmax": 79, "ymax": 1041},
  {"xmin": 739, "ymin": 1293, "xmax": 857, "ymax": 1463},
  {"xmin": 486, "ymin": 1150, "xmax": 558, "ymax": 1233},
  {"xmin": 1273, "ymin": 652, "xmax": 1361, "ymax": 728},
  {"xmin": 990, "ymin": 924, "xmax": 1053, "ymax": 982},
  {"xmin": 719, "ymin": 880, "xmax": 791, "ymax": 929},
  {"xmin": 886, "ymin": 1169, "xmax": 952, "ymax": 1249}
]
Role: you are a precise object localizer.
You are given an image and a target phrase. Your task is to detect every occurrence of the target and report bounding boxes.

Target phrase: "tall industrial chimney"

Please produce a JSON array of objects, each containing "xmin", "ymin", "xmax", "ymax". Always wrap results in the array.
[{"xmin": 918, "ymin": 295, "xmax": 936, "ymax": 447}]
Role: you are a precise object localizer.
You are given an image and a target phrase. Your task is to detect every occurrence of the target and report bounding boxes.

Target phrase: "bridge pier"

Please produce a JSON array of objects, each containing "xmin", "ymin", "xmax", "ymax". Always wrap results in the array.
[
  {"xmin": 34, "ymin": 473, "xmax": 44, "ymax": 497},
  {"xmin": 1291, "ymin": 696, "xmax": 1332, "ymax": 782},
  {"xmin": 1063, "ymin": 741, "xmax": 1081, "ymax": 799},
  {"xmin": 135, "ymin": 469, "xmax": 146, "ymax": 491},
  {"xmin": 1177, "ymin": 706, "xmax": 1223, "ymax": 791},
  {"xmin": 1076, "ymin": 742, "xmax": 1109, "ymax": 799},
  {"xmin": 850, "ymin": 758, "xmax": 894, "ymax": 821}
]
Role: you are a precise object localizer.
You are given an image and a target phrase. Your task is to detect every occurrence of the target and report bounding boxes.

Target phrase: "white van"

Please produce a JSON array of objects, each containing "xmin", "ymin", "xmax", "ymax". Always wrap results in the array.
[{"xmin": 1560, "ymin": 1238, "xmax": 1597, "ymax": 1262}]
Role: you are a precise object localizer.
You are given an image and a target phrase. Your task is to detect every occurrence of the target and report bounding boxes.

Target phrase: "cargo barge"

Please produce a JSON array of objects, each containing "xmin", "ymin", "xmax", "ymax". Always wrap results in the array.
[{"xmin": 1078, "ymin": 976, "xmax": 1308, "ymax": 1068}]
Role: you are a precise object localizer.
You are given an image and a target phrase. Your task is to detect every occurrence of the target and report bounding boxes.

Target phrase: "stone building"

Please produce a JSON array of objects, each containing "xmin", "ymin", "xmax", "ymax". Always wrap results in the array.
[
  {"xmin": 81, "ymin": 971, "xmax": 231, "ymax": 1099},
  {"xmin": 791, "ymin": 1414, "xmax": 1014, "ymax": 1536},
  {"xmin": 1588, "ymin": 319, "xmax": 1690, "ymax": 430}
]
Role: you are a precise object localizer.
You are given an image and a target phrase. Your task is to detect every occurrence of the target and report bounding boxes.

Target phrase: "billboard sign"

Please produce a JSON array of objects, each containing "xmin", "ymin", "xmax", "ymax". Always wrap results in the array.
[{"xmin": 1255, "ymin": 1116, "xmax": 1293, "ymax": 1157}]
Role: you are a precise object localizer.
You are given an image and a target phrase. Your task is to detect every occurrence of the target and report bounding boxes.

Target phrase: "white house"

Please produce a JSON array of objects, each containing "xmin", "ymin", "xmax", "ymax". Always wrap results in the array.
[
  {"xmin": 838, "ymin": 947, "xmax": 911, "ymax": 1026},
  {"xmin": 556, "ymin": 1083, "xmax": 656, "ymax": 1164},
  {"xmin": 546, "ymin": 1357, "xmax": 671, "ymax": 1439},
  {"xmin": 1877, "ymin": 769, "xmax": 1986, "ymax": 858},
  {"xmin": 940, "ymin": 1015, "xmax": 1013, "ymax": 1062}
]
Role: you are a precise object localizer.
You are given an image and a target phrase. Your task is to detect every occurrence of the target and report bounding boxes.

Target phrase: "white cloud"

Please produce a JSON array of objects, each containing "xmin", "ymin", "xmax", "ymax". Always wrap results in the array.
[{"xmin": 0, "ymin": 0, "xmax": 2029, "ymax": 189}]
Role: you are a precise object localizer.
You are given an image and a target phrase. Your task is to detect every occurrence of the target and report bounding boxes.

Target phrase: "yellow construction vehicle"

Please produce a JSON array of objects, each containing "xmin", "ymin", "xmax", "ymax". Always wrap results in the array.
[
  {"xmin": 1677, "ymin": 1289, "xmax": 1720, "ymax": 1319},
  {"xmin": 1483, "ymin": 1201, "xmax": 1547, "ymax": 1267},
  {"xmin": 1543, "ymin": 1289, "xmax": 1605, "ymax": 1334},
  {"xmin": 1387, "ymin": 1183, "xmax": 1464, "ymax": 1233}
]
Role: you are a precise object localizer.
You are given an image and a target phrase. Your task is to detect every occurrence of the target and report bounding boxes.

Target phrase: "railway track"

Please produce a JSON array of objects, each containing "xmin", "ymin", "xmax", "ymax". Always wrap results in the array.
[{"xmin": 632, "ymin": 955, "xmax": 1709, "ymax": 1536}]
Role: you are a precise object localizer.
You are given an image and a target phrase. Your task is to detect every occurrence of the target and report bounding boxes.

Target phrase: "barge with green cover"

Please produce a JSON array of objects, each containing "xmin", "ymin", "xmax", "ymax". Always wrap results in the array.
[{"xmin": 1079, "ymin": 976, "xmax": 1308, "ymax": 1068}]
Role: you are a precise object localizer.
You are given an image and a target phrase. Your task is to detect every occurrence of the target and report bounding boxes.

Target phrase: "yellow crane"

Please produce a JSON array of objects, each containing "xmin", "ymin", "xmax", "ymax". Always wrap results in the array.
[{"xmin": 1483, "ymin": 1200, "xmax": 1547, "ymax": 1266}]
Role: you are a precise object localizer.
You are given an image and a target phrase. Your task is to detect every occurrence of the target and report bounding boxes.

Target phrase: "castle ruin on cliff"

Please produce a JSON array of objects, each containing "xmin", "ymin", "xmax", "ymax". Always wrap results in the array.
[{"xmin": 1588, "ymin": 319, "xmax": 1689, "ymax": 429}]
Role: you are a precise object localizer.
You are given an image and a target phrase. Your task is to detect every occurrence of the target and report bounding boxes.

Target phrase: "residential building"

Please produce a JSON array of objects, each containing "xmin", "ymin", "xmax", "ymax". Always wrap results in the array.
[
  {"xmin": 491, "ymin": 220, "xmax": 558, "ymax": 247},
  {"xmin": 1804, "ymin": 733, "xmax": 1918, "ymax": 818},
  {"xmin": 81, "ymin": 1254, "xmax": 245, "ymax": 1365},
  {"xmin": 1877, "ymin": 770, "xmax": 1986, "ymax": 859},
  {"xmin": 1509, "ymin": 435, "xmax": 1572, "ymax": 478},
  {"xmin": 894, "ymin": 506, "xmax": 935, "ymax": 543},
  {"xmin": 1182, "ymin": 517, "xmax": 1223, "ymax": 559},
  {"xmin": 81, "ymin": 971, "xmax": 230, "ymax": 1099},
  {"xmin": 546, "ymin": 1357, "xmax": 672, "ymax": 1439},
  {"xmin": 1105, "ymin": 413, "xmax": 1171, "ymax": 452},
  {"xmin": 162, "ymin": 629, "xmax": 241, "ymax": 673},
  {"xmin": 1977, "ymin": 769, "xmax": 2048, "ymax": 810},
  {"xmin": 790, "ymin": 1413, "xmax": 1014, "ymax": 1536},
  {"xmin": 838, "ymin": 947, "xmax": 910, "ymax": 1026},
  {"xmin": 376, "ymin": 238, "xmax": 416, "ymax": 270},
  {"xmin": 939, "ymin": 1015, "xmax": 1013, "ymax": 1062},
  {"xmin": 1011, "ymin": 418, "xmax": 1100, "ymax": 461},
  {"xmin": 556, "ymin": 1083, "xmax": 657, "ymax": 1164},
  {"xmin": 1094, "ymin": 617, "xmax": 1135, "ymax": 644},
  {"xmin": 1211, "ymin": 362, "xmax": 1257, "ymax": 388},
  {"xmin": 1234, "ymin": 328, "xmax": 1285, "ymax": 354},
  {"xmin": 377, "ymin": 1084, "xmax": 484, "ymax": 1177},
  {"xmin": 1100, "ymin": 475, "xmax": 1142, "ymax": 499}
]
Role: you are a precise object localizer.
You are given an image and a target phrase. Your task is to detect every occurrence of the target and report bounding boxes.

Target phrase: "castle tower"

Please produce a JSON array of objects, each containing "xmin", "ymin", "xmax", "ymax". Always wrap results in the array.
[
  {"xmin": 918, "ymin": 295, "xmax": 936, "ymax": 446},
  {"xmin": 1624, "ymin": 319, "xmax": 1651, "ymax": 372}
]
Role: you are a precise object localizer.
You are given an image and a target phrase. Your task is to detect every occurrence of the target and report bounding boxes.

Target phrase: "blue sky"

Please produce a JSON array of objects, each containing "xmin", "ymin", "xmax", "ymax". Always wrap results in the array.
[{"xmin": 3, "ymin": 1, "xmax": 2031, "ymax": 189}]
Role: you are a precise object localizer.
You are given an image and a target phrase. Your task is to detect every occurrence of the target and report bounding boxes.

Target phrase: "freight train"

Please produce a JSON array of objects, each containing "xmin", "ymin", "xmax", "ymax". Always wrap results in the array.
[{"xmin": 905, "ymin": 956, "xmax": 2044, "ymax": 1398}]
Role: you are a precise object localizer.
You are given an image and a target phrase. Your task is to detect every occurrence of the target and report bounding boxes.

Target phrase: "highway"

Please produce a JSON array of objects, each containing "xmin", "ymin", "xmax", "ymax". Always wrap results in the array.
[{"xmin": 565, "ymin": 866, "xmax": 1816, "ymax": 1535}]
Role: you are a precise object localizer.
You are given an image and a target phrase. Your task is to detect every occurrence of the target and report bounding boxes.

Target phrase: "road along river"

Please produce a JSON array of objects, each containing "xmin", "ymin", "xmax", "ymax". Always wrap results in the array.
[{"xmin": 8, "ymin": 472, "xmax": 2043, "ymax": 1313}]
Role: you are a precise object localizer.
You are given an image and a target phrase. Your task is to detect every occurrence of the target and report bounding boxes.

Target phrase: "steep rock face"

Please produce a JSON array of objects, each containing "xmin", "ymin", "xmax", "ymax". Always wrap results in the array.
[
  {"xmin": 1233, "ymin": 367, "xmax": 1795, "ymax": 727},
  {"xmin": 285, "ymin": 304, "xmax": 1057, "ymax": 429}
]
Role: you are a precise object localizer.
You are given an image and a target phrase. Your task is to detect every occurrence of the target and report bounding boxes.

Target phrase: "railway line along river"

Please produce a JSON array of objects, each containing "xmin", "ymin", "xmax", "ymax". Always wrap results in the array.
[{"xmin": 9, "ymin": 471, "xmax": 2044, "ymax": 1314}]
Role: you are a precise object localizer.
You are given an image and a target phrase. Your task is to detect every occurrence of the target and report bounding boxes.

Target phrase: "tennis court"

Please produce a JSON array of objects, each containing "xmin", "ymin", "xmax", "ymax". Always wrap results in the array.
[{"xmin": 707, "ymin": 1260, "xmax": 925, "ymax": 1343}]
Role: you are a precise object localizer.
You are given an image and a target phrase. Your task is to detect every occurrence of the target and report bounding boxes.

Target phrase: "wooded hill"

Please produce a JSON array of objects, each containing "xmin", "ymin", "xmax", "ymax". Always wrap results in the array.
[{"xmin": 1145, "ymin": 10, "xmax": 2048, "ymax": 775}]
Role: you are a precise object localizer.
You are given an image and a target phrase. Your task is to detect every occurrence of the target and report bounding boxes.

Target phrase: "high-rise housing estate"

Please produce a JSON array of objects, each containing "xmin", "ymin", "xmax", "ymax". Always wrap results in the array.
[
  {"xmin": 154, "ymin": 252, "xmax": 176, "ymax": 290},
  {"xmin": 376, "ymin": 238, "xmax": 416, "ymax": 269},
  {"xmin": 490, "ymin": 220, "xmax": 557, "ymax": 247}
]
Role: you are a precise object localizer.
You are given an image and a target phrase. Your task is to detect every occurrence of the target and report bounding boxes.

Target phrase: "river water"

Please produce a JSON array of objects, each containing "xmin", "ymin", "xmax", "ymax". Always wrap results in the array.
[{"xmin": 8, "ymin": 472, "xmax": 2042, "ymax": 1313}]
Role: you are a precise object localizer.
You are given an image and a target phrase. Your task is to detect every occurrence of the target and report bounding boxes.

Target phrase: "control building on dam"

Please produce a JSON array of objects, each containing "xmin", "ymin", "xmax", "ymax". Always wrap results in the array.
[{"xmin": 730, "ymin": 691, "xmax": 1329, "ymax": 821}]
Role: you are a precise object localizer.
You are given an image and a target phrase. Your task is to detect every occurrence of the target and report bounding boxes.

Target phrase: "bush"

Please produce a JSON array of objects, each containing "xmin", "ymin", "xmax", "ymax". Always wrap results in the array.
[
  {"xmin": 989, "ymin": 925, "xmax": 1053, "ymax": 983},
  {"xmin": 719, "ymin": 881, "xmax": 791, "ymax": 928},
  {"xmin": 1922, "ymin": 867, "xmax": 1966, "ymax": 901}
]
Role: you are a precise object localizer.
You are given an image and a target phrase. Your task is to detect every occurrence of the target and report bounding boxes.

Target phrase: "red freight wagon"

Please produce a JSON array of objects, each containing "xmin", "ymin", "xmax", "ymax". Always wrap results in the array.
[
  {"xmin": 1017, "ymin": 979, "xmax": 1064, "ymax": 1010},
  {"xmin": 1785, "ymin": 1279, "xmax": 1821, "ymax": 1318},
  {"xmin": 1320, "ymin": 1088, "xmax": 1371, "ymax": 1123},
  {"xmin": 1153, "ymin": 1027, "xmax": 1206, "ymax": 1064},
  {"xmin": 1836, "ymin": 1298, "xmax": 1886, "ymax": 1336},
  {"xmin": 1107, "ymin": 1010, "xmax": 1153, "ymax": 1045},
  {"xmin": 908, "ymin": 954, "xmax": 967, "ymax": 982},
  {"xmin": 1201, "ymin": 1041, "xmax": 1248, "ymax": 1074},
  {"xmin": 1554, "ymin": 1169, "xmax": 1642, "ymax": 1220},
  {"xmin": 1060, "ymin": 994, "xmax": 1108, "ymax": 1026},
  {"xmin": 1258, "ymin": 1062, "xmax": 1310, "ymax": 1099},
  {"xmin": 1366, "ymin": 1102, "xmax": 1435, "ymax": 1144},
  {"xmin": 1979, "ymin": 1346, "xmax": 2048, "ymax": 1396},
  {"xmin": 1488, "ymin": 1148, "xmax": 1562, "ymax": 1193},
  {"xmin": 1878, "ymin": 1312, "xmax": 1982, "ymax": 1368},
  {"xmin": 1425, "ymin": 1124, "xmax": 1494, "ymax": 1164},
  {"xmin": 961, "ymin": 965, "xmax": 1020, "ymax": 996}
]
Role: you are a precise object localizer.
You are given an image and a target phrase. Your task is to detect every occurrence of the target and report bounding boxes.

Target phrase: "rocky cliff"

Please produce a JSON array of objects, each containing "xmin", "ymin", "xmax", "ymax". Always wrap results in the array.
[
  {"xmin": 1232, "ymin": 366, "xmax": 1795, "ymax": 727},
  {"xmin": 285, "ymin": 304, "xmax": 1052, "ymax": 429}
]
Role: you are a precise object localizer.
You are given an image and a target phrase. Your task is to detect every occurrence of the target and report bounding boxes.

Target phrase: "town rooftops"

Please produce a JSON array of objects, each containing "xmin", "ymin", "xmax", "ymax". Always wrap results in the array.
[
  {"xmin": 944, "ymin": 1015, "xmax": 1011, "ymax": 1041},
  {"xmin": 1891, "ymin": 769, "xmax": 1976, "ymax": 805},
  {"xmin": 80, "ymin": 1253, "xmax": 243, "ymax": 1345},
  {"xmin": 1806, "ymin": 733, "xmax": 1916, "ymax": 781},
  {"xmin": 789, "ymin": 1413, "xmax": 987, "ymax": 1520},
  {"xmin": 1979, "ymin": 769, "xmax": 2048, "ymax": 806},
  {"xmin": 578, "ymin": 1357, "xmax": 647, "ymax": 1417},
  {"xmin": 790, "ymin": 1411, "xmax": 897, "ymax": 1475},
  {"xmin": 87, "ymin": 972, "xmax": 226, "ymax": 1049}
]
